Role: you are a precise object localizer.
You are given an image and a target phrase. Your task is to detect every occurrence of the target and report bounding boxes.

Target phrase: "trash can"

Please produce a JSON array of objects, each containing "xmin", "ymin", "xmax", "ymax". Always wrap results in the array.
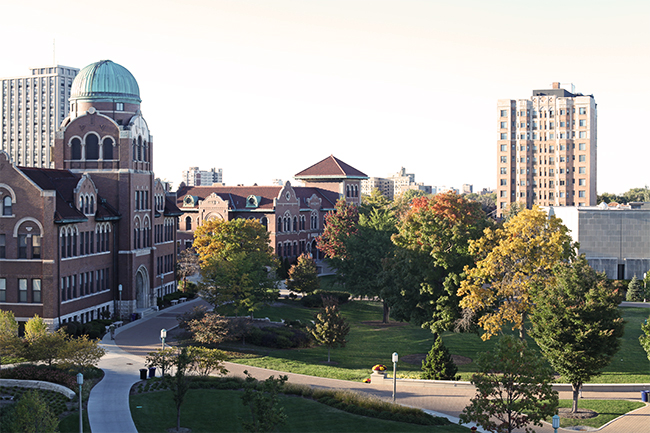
[
  {"xmin": 642, "ymin": 390, "xmax": 649, "ymax": 403},
  {"xmin": 131, "ymin": 313, "xmax": 137, "ymax": 322},
  {"xmin": 139, "ymin": 368, "xmax": 148, "ymax": 380},
  {"xmin": 148, "ymin": 367, "xmax": 156, "ymax": 378}
]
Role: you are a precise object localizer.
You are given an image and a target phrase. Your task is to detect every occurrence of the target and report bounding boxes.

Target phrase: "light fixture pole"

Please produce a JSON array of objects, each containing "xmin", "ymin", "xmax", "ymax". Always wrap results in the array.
[
  {"xmin": 161, "ymin": 328, "xmax": 167, "ymax": 349},
  {"xmin": 552, "ymin": 414, "xmax": 560, "ymax": 433},
  {"xmin": 392, "ymin": 352, "xmax": 398, "ymax": 402},
  {"xmin": 77, "ymin": 373, "xmax": 84, "ymax": 433}
]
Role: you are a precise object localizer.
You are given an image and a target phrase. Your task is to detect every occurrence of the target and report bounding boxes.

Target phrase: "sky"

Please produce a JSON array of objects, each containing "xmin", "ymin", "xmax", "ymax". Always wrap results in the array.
[{"xmin": 1, "ymin": 0, "xmax": 648, "ymax": 194}]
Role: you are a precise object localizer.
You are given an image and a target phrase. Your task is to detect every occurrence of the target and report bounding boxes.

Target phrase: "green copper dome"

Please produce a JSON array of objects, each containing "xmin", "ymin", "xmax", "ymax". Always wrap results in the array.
[{"xmin": 70, "ymin": 60, "xmax": 141, "ymax": 104}]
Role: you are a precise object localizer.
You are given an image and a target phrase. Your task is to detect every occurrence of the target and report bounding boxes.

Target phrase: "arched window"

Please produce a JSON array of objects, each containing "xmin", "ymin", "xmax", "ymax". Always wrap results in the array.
[
  {"xmin": 90, "ymin": 196, "xmax": 94, "ymax": 214},
  {"xmin": 277, "ymin": 243, "xmax": 283, "ymax": 257},
  {"xmin": 185, "ymin": 216, "xmax": 192, "ymax": 231},
  {"xmin": 86, "ymin": 134, "xmax": 99, "ymax": 160},
  {"xmin": 284, "ymin": 217, "xmax": 289, "ymax": 232},
  {"xmin": 137, "ymin": 137, "xmax": 142, "ymax": 161},
  {"xmin": 293, "ymin": 216, "xmax": 297, "ymax": 231},
  {"xmin": 132, "ymin": 139, "xmax": 137, "ymax": 160},
  {"xmin": 143, "ymin": 141, "xmax": 148, "ymax": 162},
  {"xmin": 103, "ymin": 138, "xmax": 114, "ymax": 160},
  {"xmin": 346, "ymin": 185, "xmax": 350, "ymax": 197},
  {"xmin": 260, "ymin": 217, "xmax": 268, "ymax": 230},
  {"xmin": 84, "ymin": 195, "xmax": 89, "ymax": 214},
  {"xmin": 3, "ymin": 196, "xmax": 12, "ymax": 216},
  {"xmin": 71, "ymin": 138, "xmax": 82, "ymax": 160},
  {"xmin": 277, "ymin": 217, "xmax": 282, "ymax": 233}
]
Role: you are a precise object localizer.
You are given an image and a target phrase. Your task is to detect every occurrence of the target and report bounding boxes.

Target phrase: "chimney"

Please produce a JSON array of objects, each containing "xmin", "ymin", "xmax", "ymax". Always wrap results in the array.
[{"xmin": 552, "ymin": 82, "xmax": 560, "ymax": 89}]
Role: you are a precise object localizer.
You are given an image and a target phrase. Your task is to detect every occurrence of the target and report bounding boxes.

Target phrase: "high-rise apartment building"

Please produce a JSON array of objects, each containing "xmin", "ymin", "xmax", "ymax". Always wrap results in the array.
[
  {"xmin": 496, "ymin": 83, "xmax": 597, "ymax": 217},
  {"xmin": 181, "ymin": 167, "xmax": 223, "ymax": 186},
  {"xmin": 361, "ymin": 167, "xmax": 430, "ymax": 200},
  {"xmin": 1, "ymin": 65, "xmax": 79, "ymax": 167}
]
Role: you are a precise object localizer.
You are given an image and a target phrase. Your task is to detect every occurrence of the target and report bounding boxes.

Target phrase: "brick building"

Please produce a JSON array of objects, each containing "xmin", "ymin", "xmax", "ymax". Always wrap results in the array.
[{"xmin": 0, "ymin": 60, "xmax": 181, "ymax": 329}]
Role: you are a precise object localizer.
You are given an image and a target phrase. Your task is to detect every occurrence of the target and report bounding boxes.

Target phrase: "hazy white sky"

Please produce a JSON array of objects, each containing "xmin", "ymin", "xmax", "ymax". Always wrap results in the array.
[{"xmin": 1, "ymin": 0, "xmax": 648, "ymax": 194}]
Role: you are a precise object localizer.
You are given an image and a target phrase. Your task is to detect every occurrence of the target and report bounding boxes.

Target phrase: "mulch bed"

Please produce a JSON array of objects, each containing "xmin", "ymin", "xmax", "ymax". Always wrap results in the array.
[{"xmin": 558, "ymin": 407, "xmax": 598, "ymax": 419}]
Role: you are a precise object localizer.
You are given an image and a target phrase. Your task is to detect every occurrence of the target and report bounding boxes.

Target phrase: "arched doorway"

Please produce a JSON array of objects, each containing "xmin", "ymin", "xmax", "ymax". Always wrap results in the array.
[{"xmin": 135, "ymin": 266, "xmax": 150, "ymax": 308}]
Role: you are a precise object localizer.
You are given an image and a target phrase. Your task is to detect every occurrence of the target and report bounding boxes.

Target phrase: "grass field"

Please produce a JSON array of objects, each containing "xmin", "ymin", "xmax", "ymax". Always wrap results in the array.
[
  {"xmin": 129, "ymin": 389, "xmax": 469, "ymax": 432},
  {"xmin": 219, "ymin": 299, "xmax": 650, "ymax": 383},
  {"xmin": 552, "ymin": 399, "xmax": 646, "ymax": 428}
]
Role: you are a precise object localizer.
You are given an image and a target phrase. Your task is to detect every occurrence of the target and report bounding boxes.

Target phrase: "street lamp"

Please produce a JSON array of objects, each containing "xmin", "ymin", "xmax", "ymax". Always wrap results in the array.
[
  {"xmin": 160, "ymin": 328, "xmax": 167, "ymax": 349},
  {"xmin": 552, "ymin": 414, "xmax": 560, "ymax": 433},
  {"xmin": 392, "ymin": 352, "xmax": 398, "ymax": 402},
  {"xmin": 77, "ymin": 373, "xmax": 84, "ymax": 433},
  {"xmin": 118, "ymin": 284, "xmax": 122, "ymax": 301}
]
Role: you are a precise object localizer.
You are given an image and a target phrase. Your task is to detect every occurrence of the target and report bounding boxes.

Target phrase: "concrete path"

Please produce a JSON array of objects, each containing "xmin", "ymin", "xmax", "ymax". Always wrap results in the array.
[{"xmin": 88, "ymin": 297, "xmax": 650, "ymax": 433}]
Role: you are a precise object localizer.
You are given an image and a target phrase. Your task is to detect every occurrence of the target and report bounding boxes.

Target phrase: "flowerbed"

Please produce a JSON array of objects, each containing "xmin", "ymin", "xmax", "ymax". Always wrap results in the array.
[{"xmin": 0, "ymin": 365, "xmax": 77, "ymax": 391}]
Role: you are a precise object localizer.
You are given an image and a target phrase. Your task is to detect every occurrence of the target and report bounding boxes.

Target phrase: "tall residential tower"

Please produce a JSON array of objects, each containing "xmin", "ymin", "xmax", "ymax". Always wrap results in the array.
[
  {"xmin": 1, "ymin": 65, "xmax": 79, "ymax": 167},
  {"xmin": 496, "ymin": 83, "xmax": 597, "ymax": 217}
]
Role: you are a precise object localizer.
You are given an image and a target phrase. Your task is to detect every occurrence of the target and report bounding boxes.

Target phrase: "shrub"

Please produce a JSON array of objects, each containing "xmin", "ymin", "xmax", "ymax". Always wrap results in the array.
[
  {"xmin": 244, "ymin": 326, "xmax": 311, "ymax": 349},
  {"xmin": 300, "ymin": 291, "xmax": 350, "ymax": 308},
  {"xmin": 627, "ymin": 276, "xmax": 644, "ymax": 302},
  {"xmin": 0, "ymin": 365, "xmax": 77, "ymax": 390}
]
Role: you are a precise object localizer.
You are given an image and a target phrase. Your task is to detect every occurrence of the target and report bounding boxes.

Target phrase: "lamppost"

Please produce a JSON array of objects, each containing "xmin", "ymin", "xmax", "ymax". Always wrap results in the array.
[
  {"xmin": 392, "ymin": 352, "xmax": 398, "ymax": 402},
  {"xmin": 77, "ymin": 373, "xmax": 84, "ymax": 433},
  {"xmin": 117, "ymin": 284, "xmax": 123, "ymax": 319},
  {"xmin": 161, "ymin": 328, "xmax": 167, "ymax": 349},
  {"xmin": 552, "ymin": 414, "xmax": 560, "ymax": 433}
]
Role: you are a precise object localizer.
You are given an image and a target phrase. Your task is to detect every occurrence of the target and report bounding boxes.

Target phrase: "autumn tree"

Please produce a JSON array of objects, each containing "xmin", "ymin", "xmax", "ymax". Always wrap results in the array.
[
  {"xmin": 530, "ymin": 257, "xmax": 625, "ymax": 413},
  {"xmin": 460, "ymin": 335, "xmax": 558, "ymax": 433},
  {"xmin": 309, "ymin": 303, "xmax": 350, "ymax": 363},
  {"xmin": 194, "ymin": 218, "xmax": 279, "ymax": 317},
  {"xmin": 421, "ymin": 334, "xmax": 459, "ymax": 381},
  {"xmin": 286, "ymin": 253, "xmax": 320, "ymax": 294},
  {"xmin": 176, "ymin": 248, "xmax": 200, "ymax": 289},
  {"xmin": 316, "ymin": 198, "xmax": 359, "ymax": 260},
  {"xmin": 385, "ymin": 192, "xmax": 490, "ymax": 333},
  {"xmin": 185, "ymin": 312, "xmax": 230, "ymax": 346},
  {"xmin": 458, "ymin": 207, "xmax": 576, "ymax": 341}
]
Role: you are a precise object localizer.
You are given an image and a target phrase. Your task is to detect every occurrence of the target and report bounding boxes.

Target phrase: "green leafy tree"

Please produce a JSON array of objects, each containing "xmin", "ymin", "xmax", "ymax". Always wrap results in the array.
[
  {"xmin": 626, "ymin": 275, "xmax": 644, "ymax": 302},
  {"xmin": 421, "ymin": 334, "xmax": 459, "ymax": 381},
  {"xmin": 58, "ymin": 335, "xmax": 106, "ymax": 373},
  {"xmin": 530, "ymin": 257, "xmax": 625, "ymax": 413},
  {"xmin": 460, "ymin": 335, "xmax": 558, "ymax": 433},
  {"xmin": 9, "ymin": 390, "xmax": 59, "ymax": 433},
  {"xmin": 145, "ymin": 347, "xmax": 177, "ymax": 378},
  {"xmin": 240, "ymin": 370, "xmax": 288, "ymax": 433},
  {"xmin": 309, "ymin": 303, "xmax": 350, "ymax": 363},
  {"xmin": 194, "ymin": 218, "xmax": 279, "ymax": 317},
  {"xmin": 24, "ymin": 314, "xmax": 48, "ymax": 341},
  {"xmin": 385, "ymin": 192, "xmax": 490, "ymax": 334},
  {"xmin": 0, "ymin": 310, "xmax": 23, "ymax": 366},
  {"xmin": 316, "ymin": 198, "xmax": 359, "ymax": 260},
  {"xmin": 26, "ymin": 328, "xmax": 67, "ymax": 366},
  {"xmin": 459, "ymin": 207, "xmax": 576, "ymax": 341},
  {"xmin": 640, "ymin": 316, "xmax": 650, "ymax": 362},
  {"xmin": 286, "ymin": 253, "xmax": 320, "ymax": 294},
  {"xmin": 186, "ymin": 346, "xmax": 228, "ymax": 377},
  {"xmin": 170, "ymin": 347, "xmax": 192, "ymax": 432}
]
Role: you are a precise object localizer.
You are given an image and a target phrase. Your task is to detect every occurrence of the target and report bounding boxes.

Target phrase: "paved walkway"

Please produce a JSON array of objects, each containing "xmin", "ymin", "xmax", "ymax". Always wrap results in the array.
[{"xmin": 88, "ymin": 298, "xmax": 650, "ymax": 432}]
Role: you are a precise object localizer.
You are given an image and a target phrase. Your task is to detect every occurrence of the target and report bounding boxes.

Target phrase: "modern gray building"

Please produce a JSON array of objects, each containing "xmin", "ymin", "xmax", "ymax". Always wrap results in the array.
[
  {"xmin": 547, "ymin": 204, "xmax": 650, "ymax": 280},
  {"xmin": 1, "ymin": 65, "xmax": 79, "ymax": 168}
]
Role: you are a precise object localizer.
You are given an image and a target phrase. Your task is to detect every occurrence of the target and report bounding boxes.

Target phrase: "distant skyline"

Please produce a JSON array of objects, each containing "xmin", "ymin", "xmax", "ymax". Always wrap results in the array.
[{"xmin": 1, "ymin": 0, "xmax": 648, "ymax": 194}]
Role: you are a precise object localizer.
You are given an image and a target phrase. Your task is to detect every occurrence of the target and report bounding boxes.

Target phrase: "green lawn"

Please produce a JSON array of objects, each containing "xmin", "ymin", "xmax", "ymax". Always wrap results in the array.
[
  {"xmin": 551, "ymin": 399, "xmax": 646, "ymax": 429},
  {"xmin": 220, "ymin": 300, "xmax": 650, "ymax": 383},
  {"xmin": 130, "ymin": 389, "xmax": 469, "ymax": 432}
]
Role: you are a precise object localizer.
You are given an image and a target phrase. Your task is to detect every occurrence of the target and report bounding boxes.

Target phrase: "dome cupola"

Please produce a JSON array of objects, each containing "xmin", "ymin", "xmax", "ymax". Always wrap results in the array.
[{"xmin": 70, "ymin": 60, "xmax": 141, "ymax": 105}]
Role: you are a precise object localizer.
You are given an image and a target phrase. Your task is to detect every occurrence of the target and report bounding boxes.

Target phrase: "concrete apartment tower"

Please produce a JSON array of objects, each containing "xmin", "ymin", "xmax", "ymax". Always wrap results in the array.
[
  {"xmin": 1, "ymin": 65, "xmax": 79, "ymax": 168},
  {"xmin": 496, "ymin": 82, "xmax": 597, "ymax": 217}
]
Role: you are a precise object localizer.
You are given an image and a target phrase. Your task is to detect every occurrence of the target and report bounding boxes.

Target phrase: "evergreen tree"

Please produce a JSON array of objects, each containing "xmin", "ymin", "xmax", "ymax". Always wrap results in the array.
[
  {"xmin": 421, "ymin": 334, "xmax": 459, "ymax": 381},
  {"xmin": 627, "ymin": 275, "xmax": 644, "ymax": 302},
  {"xmin": 640, "ymin": 316, "xmax": 650, "ymax": 362}
]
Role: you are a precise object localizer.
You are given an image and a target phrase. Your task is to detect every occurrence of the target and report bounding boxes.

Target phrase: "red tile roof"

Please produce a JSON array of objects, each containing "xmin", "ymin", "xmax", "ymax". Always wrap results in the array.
[{"xmin": 294, "ymin": 155, "xmax": 367, "ymax": 179}]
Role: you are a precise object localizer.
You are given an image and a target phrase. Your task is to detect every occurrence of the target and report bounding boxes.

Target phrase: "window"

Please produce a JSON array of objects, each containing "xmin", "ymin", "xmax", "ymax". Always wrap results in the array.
[
  {"xmin": 559, "ymin": 144, "xmax": 566, "ymax": 150},
  {"xmin": 2, "ymin": 196, "xmax": 11, "ymax": 216},
  {"xmin": 0, "ymin": 234, "xmax": 4, "ymax": 258},
  {"xmin": 579, "ymin": 191, "xmax": 586, "ymax": 198},
  {"xmin": 185, "ymin": 216, "xmax": 191, "ymax": 231},
  {"xmin": 500, "ymin": 133, "xmax": 507, "ymax": 139},
  {"xmin": 579, "ymin": 131, "xmax": 587, "ymax": 138},
  {"xmin": 579, "ymin": 167, "xmax": 586, "ymax": 174},
  {"xmin": 0, "ymin": 278, "xmax": 4, "ymax": 302},
  {"xmin": 500, "ymin": 156, "xmax": 507, "ymax": 163},
  {"xmin": 579, "ymin": 143, "xmax": 586, "ymax": 150},
  {"xmin": 103, "ymin": 138, "xmax": 114, "ymax": 159},
  {"xmin": 560, "ymin": 121, "xmax": 565, "ymax": 127},
  {"xmin": 579, "ymin": 155, "xmax": 586, "ymax": 162},
  {"xmin": 500, "ymin": 144, "xmax": 507, "ymax": 151},
  {"xmin": 500, "ymin": 167, "xmax": 507, "ymax": 174},
  {"xmin": 19, "ymin": 279, "xmax": 27, "ymax": 302},
  {"xmin": 32, "ymin": 235, "xmax": 41, "ymax": 258},
  {"xmin": 579, "ymin": 119, "xmax": 586, "ymax": 127},
  {"xmin": 500, "ymin": 110, "xmax": 507, "ymax": 117},
  {"xmin": 579, "ymin": 179, "xmax": 586, "ymax": 186},
  {"xmin": 560, "ymin": 192, "xmax": 565, "ymax": 198},
  {"xmin": 116, "ymin": 102, "xmax": 124, "ymax": 111},
  {"xmin": 500, "ymin": 179, "xmax": 507, "ymax": 186},
  {"xmin": 18, "ymin": 234, "xmax": 28, "ymax": 258},
  {"xmin": 33, "ymin": 279, "xmax": 41, "ymax": 302},
  {"xmin": 560, "ymin": 180, "xmax": 565, "ymax": 186},
  {"xmin": 500, "ymin": 122, "xmax": 506, "ymax": 128},
  {"xmin": 549, "ymin": 180, "xmax": 554, "ymax": 187},
  {"xmin": 500, "ymin": 191, "xmax": 507, "ymax": 197},
  {"xmin": 579, "ymin": 107, "xmax": 586, "ymax": 115}
]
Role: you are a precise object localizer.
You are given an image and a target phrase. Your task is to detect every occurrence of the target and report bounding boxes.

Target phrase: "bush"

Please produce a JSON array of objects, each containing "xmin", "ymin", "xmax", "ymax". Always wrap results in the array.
[
  {"xmin": 0, "ymin": 365, "xmax": 77, "ymax": 390},
  {"xmin": 244, "ymin": 326, "xmax": 311, "ymax": 349},
  {"xmin": 300, "ymin": 291, "xmax": 350, "ymax": 308},
  {"xmin": 627, "ymin": 276, "xmax": 644, "ymax": 302}
]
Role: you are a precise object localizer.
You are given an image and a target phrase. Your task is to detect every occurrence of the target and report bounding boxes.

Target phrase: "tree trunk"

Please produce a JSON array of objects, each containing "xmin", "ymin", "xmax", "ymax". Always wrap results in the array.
[
  {"xmin": 382, "ymin": 301, "xmax": 390, "ymax": 324},
  {"xmin": 327, "ymin": 346, "xmax": 331, "ymax": 363},
  {"xmin": 176, "ymin": 405, "xmax": 181, "ymax": 431},
  {"xmin": 518, "ymin": 312, "xmax": 527, "ymax": 342},
  {"xmin": 571, "ymin": 382, "xmax": 581, "ymax": 413}
]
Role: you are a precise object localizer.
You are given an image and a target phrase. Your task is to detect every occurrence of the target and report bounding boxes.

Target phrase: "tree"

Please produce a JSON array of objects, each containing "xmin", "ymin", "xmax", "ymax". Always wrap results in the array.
[
  {"xmin": 170, "ymin": 347, "xmax": 192, "ymax": 432},
  {"xmin": 0, "ymin": 310, "xmax": 23, "ymax": 366},
  {"xmin": 145, "ymin": 347, "xmax": 176, "ymax": 378},
  {"xmin": 640, "ymin": 316, "xmax": 650, "ymax": 362},
  {"xmin": 176, "ymin": 248, "xmax": 200, "ymax": 289},
  {"xmin": 309, "ymin": 303, "xmax": 350, "ymax": 363},
  {"xmin": 9, "ymin": 390, "xmax": 59, "ymax": 433},
  {"xmin": 458, "ymin": 207, "xmax": 576, "ymax": 341},
  {"xmin": 626, "ymin": 275, "xmax": 644, "ymax": 302},
  {"xmin": 26, "ymin": 328, "xmax": 67, "ymax": 366},
  {"xmin": 459, "ymin": 335, "xmax": 558, "ymax": 433},
  {"xmin": 240, "ymin": 370, "xmax": 288, "ymax": 433},
  {"xmin": 530, "ymin": 257, "xmax": 625, "ymax": 413},
  {"xmin": 186, "ymin": 346, "xmax": 228, "ymax": 377},
  {"xmin": 286, "ymin": 253, "xmax": 320, "ymax": 294},
  {"xmin": 385, "ymin": 192, "xmax": 490, "ymax": 334},
  {"xmin": 421, "ymin": 334, "xmax": 459, "ymax": 381},
  {"xmin": 186, "ymin": 312, "xmax": 230, "ymax": 346},
  {"xmin": 194, "ymin": 218, "xmax": 279, "ymax": 317},
  {"xmin": 58, "ymin": 335, "xmax": 106, "ymax": 373},
  {"xmin": 316, "ymin": 198, "xmax": 359, "ymax": 260},
  {"xmin": 24, "ymin": 314, "xmax": 48, "ymax": 341}
]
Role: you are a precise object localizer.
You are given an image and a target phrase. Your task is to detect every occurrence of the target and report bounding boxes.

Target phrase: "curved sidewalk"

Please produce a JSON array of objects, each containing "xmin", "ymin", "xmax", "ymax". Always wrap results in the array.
[{"xmin": 88, "ymin": 297, "xmax": 650, "ymax": 433}]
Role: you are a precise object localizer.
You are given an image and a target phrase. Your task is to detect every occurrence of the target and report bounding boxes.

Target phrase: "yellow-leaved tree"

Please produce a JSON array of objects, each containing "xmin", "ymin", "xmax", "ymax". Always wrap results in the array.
[{"xmin": 458, "ymin": 207, "xmax": 575, "ymax": 340}]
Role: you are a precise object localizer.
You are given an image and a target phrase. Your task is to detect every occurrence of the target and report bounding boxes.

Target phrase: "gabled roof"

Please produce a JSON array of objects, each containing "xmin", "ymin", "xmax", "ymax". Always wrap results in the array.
[
  {"xmin": 164, "ymin": 195, "xmax": 183, "ymax": 216},
  {"xmin": 294, "ymin": 155, "xmax": 367, "ymax": 180},
  {"xmin": 175, "ymin": 185, "xmax": 340, "ymax": 211},
  {"xmin": 19, "ymin": 167, "xmax": 120, "ymax": 223}
]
